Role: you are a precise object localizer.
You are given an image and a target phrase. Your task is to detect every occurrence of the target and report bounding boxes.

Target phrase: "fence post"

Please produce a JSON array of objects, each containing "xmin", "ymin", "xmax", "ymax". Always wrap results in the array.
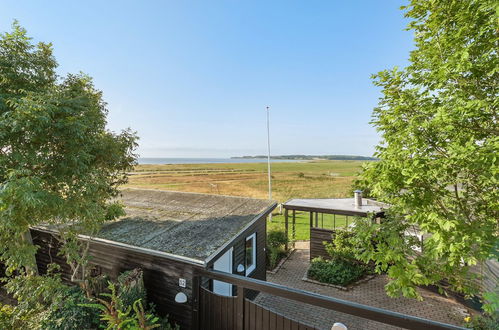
[
  {"xmin": 292, "ymin": 209, "xmax": 296, "ymax": 247},
  {"xmin": 192, "ymin": 275, "xmax": 200, "ymax": 330},
  {"xmin": 284, "ymin": 208, "xmax": 289, "ymax": 250},
  {"xmin": 236, "ymin": 285, "xmax": 245, "ymax": 330}
]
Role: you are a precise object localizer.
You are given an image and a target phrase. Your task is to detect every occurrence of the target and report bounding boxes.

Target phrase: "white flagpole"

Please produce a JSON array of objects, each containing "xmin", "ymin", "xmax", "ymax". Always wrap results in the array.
[{"xmin": 266, "ymin": 106, "xmax": 272, "ymax": 221}]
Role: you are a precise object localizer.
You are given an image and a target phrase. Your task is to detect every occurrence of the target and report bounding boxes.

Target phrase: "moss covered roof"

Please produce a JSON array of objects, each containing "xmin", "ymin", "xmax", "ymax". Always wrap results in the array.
[{"xmin": 97, "ymin": 189, "xmax": 275, "ymax": 262}]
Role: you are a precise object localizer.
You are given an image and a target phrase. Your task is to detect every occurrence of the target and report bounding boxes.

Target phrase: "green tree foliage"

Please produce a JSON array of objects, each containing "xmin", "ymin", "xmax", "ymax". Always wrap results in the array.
[
  {"xmin": 357, "ymin": 0, "xmax": 498, "ymax": 300},
  {"xmin": 0, "ymin": 22, "xmax": 138, "ymax": 275},
  {"xmin": 2, "ymin": 266, "xmax": 99, "ymax": 329},
  {"xmin": 324, "ymin": 229, "xmax": 358, "ymax": 264}
]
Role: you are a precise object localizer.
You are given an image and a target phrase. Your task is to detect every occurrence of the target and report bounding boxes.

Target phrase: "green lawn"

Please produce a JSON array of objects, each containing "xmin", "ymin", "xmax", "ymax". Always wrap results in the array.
[{"xmin": 267, "ymin": 211, "xmax": 352, "ymax": 240}]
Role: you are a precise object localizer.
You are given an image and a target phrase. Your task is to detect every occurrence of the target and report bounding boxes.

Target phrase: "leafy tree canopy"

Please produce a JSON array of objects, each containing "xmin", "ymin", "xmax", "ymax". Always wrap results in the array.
[
  {"xmin": 357, "ymin": 0, "xmax": 498, "ymax": 301},
  {"xmin": 0, "ymin": 21, "xmax": 138, "ymax": 274}
]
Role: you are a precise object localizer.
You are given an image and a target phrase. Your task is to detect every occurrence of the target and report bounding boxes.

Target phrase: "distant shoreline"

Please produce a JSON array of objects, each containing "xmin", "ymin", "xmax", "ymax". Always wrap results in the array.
[
  {"xmin": 137, "ymin": 158, "xmax": 306, "ymax": 165},
  {"xmin": 232, "ymin": 155, "xmax": 377, "ymax": 161},
  {"xmin": 137, "ymin": 156, "xmax": 376, "ymax": 165}
]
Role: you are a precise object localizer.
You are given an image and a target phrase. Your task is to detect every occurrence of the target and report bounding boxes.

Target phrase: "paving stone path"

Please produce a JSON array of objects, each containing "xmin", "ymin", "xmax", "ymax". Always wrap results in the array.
[{"xmin": 255, "ymin": 242, "xmax": 469, "ymax": 330}]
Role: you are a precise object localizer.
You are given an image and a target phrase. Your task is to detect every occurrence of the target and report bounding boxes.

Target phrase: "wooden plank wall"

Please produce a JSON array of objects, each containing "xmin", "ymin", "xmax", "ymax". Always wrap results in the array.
[
  {"xmin": 199, "ymin": 287, "xmax": 316, "ymax": 330},
  {"xmin": 310, "ymin": 227, "xmax": 334, "ymax": 260},
  {"xmin": 229, "ymin": 215, "xmax": 267, "ymax": 281},
  {"xmin": 476, "ymin": 259, "xmax": 499, "ymax": 296},
  {"xmin": 199, "ymin": 286, "xmax": 239, "ymax": 330},
  {"xmin": 244, "ymin": 299, "xmax": 316, "ymax": 330},
  {"xmin": 207, "ymin": 215, "xmax": 267, "ymax": 298},
  {"xmin": 31, "ymin": 229, "xmax": 202, "ymax": 330}
]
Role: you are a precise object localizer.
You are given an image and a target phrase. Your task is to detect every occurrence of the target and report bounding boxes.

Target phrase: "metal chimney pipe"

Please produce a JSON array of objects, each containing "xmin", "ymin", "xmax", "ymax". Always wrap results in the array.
[{"xmin": 354, "ymin": 190, "xmax": 363, "ymax": 207}]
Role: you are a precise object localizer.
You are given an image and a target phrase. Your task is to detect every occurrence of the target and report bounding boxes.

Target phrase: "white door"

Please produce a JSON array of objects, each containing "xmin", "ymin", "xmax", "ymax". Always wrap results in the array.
[{"xmin": 213, "ymin": 247, "xmax": 233, "ymax": 296}]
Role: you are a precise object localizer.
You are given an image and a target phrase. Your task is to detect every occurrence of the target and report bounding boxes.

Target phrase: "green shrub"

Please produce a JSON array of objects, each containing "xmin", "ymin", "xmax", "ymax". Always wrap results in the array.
[
  {"xmin": 0, "ymin": 303, "xmax": 14, "ymax": 329},
  {"xmin": 4, "ymin": 271, "xmax": 99, "ymax": 330},
  {"xmin": 82, "ymin": 282, "xmax": 161, "ymax": 329},
  {"xmin": 4, "ymin": 272, "xmax": 67, "ymax": 329},
  {"xmin": 267, "ymin": 230, "xmax": 288, "ymax": 249},
  {"xmin": 41, "ymin": 286, "xmax": 99, "ymax": 330},
  {"xmin": 82, "ymin": 270, "xmax": 178, "ymax": 330},
  {"xmin": 324, "ymin": 229, "xmax": 357, "ymax": 263},
  {"xmin": 158, "ymin": 316, "xmax": 180, "ymax": 330},
  {"xmin": 86, "ymin": 273, "xmax": 111, "ymax": 298},
  {"xmin": 267, "ymin": 246, "xmax": 288, "ymax": 270},
  {"xmin": 308, "ymin": 257, "xmax": 367, "ymax": 286},
  {"xmin": 266, "ymin": 230, "xmax": 289, "ymax": 270},
  {"xmin": 467, "ymin": 312, "xmax": 499, "ymax": 330},
  {"xmin": 117, "ymin": 268, "xmax": 146, "ymax": 310}
]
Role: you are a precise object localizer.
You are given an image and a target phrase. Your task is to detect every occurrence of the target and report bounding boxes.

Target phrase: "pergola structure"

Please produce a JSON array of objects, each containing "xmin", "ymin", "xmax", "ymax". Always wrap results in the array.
[{"xmin": 282, "ymin": 192, "xmax": 387, "ymax": 259}]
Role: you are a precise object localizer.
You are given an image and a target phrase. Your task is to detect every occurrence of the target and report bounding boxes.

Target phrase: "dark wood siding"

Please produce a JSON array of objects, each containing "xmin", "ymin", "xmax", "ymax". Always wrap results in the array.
[
  {"xmin": 470, "ymin": 259, "xmax": 499, "ymax": 296},
  {"xmin": 231, "ymin": 214, "xmax": 267, "ymax": 281},
  {"xmin": 30, "ymin": 229, "xmax": 202, "ymax": 330},
  {"xmin": 199, "ymin": 287, "xmax": 316, "ymax": 330},
  {"xmin": 310, "ymin": 227, "xmax": 334, "ymax": 260},
  {"xmin": 482, "ymin": 259, "xmax": 499, "ymax": 294},
  {"xmin": 207, "ymin": 214, "xmax": 267, "ymax": 298}
]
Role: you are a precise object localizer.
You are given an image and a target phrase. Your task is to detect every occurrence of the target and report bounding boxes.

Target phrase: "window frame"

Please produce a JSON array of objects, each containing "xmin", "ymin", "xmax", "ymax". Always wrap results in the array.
[{"xmin": 245, "ymin": 233, "xmax": 256, "ymax": 276}]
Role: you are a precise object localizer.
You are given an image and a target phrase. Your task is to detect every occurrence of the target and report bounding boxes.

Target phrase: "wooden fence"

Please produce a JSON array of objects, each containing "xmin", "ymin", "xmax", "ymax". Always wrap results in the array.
[
  {"xmin": 195, "ymin": 269, "xmax": 467, "ymax": 330},
  {"xmin": 310, "ymin": 227, "xmax": 335, "ymax": 260},
  {"xmin": 199, "ymin": 287, "xmax": 316, "ymax": 330}
]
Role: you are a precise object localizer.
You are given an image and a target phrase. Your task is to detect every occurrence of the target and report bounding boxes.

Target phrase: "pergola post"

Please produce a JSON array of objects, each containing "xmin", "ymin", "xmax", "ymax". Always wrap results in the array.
[
  {"xmin": 292, "ymin": 209, "xmax": 296, "ymax": 247},
  {"xmin": 284, "ymin": 208, "xmax": 289, "ymax": 250}
]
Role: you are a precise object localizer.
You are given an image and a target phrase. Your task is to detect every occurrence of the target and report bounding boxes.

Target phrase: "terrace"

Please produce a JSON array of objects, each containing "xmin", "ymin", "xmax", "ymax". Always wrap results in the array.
[{"xmin": 256, "ymin": 242, "xmax": 470, "ymax": 330}]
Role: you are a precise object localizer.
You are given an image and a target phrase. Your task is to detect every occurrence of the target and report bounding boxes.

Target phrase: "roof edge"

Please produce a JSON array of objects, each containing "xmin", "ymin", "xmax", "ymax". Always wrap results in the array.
[
  {"xmin": 31, "ymin": 226, "xmax": 206, "ymax": 267},
  {"xmin": 204, "ymin": 201, "xmax": 277, "ymax": 265}
]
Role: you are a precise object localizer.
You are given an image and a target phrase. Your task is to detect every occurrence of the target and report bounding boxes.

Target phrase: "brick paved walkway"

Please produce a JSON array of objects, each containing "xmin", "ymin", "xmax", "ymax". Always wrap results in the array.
[{"xmin": 255, "ymin": 242, "xmax": 469, "ymax": 330}]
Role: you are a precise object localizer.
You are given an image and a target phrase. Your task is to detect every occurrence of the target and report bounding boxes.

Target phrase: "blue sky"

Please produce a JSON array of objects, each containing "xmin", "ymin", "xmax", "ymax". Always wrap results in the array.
[{"xmin": 1, "ymin": 1, "xmax": 413, "ymax": 158}]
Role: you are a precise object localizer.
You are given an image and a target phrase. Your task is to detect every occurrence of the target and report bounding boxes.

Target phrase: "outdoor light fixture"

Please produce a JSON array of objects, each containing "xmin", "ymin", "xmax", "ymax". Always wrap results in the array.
[
  {"xmin": 237, "ymin": 264, "xmax": 245, "ymax": 273},
  {"xmin": 174, "ymin": 292, "xmax": 187, "ymax": 304}
]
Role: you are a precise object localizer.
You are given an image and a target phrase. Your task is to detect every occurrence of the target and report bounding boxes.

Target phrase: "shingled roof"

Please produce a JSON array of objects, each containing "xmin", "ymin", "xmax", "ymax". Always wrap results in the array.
[{"xmin": 96, "ymin": 189, "xmax": 276, "ymax": 262}]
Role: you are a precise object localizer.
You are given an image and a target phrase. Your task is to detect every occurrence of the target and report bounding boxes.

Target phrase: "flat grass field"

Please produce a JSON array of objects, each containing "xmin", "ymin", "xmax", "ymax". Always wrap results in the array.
[{"xmin": 126, "ymin": 160, "xmax": 366, "ymax": 239}]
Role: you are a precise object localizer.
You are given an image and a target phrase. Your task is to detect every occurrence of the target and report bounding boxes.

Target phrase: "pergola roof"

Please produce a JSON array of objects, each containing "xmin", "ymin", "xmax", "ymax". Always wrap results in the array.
[{"xmin": 283, "ymin": 198, "xmax": 387, "ymax": 217}]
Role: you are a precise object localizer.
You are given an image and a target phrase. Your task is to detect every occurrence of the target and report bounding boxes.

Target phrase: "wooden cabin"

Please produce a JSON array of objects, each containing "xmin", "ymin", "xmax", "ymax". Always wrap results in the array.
[{"xmin": 31, "ymin": 188, "xmax": 276, "ymax": 329}]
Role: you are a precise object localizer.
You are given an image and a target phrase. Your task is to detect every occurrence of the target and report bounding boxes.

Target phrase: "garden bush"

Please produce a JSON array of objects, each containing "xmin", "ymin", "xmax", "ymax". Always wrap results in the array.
[
  {"xmin": 2, "ymin": 267, "xmax": 177, "ymax": 330},
  {"xmin": 267, "ymin": 230, "xmax": 288, "ymax": 249},
  {"xmin": 82, "ymin": 282, "xmax": 159, "ymax": 329},
  {"xmin": 308, "ymin": 257, "xmax": 368, "ymax": 286},
  {"xmin": 266, "ymin": 230, "xmax": 289, "ymax": 270},
  {"xmin": 324, "ymin": 229, "xmax": 357, "ymax": 263},
  {"xmin": 3, "ymin": 270, "xmax": 99, "ymax": 330},
  {"xmin": 267, "ymin": 246, "xmax": 288, "ymax": 270},
  {"xmin": 117, "ymin": 268, "xmax": 147, "ymax": 310},
  {"xmin": 81, "ymin": 269, "xmax": 178, "ymax": 330},
  {"xmin": 466, "ymin": 311, "xmax": 499, "ymax": 330},
  {"xmin": 41, "ymin": 286, "xmax": 100, "ymax": 330},
  {"xmin": 0, "ymin": 303, "xmax": 14, "ymax": 329},
  {"xmin": 83, "ymin": 281, "xmax": 178, "ymax": 330}
]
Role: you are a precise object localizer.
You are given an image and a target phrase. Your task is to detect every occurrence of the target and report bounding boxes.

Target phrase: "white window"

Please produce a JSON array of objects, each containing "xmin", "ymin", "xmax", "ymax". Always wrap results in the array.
[{"xmin": 245, "ymin": 233, "xmax": 256, "ymax": 275}]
